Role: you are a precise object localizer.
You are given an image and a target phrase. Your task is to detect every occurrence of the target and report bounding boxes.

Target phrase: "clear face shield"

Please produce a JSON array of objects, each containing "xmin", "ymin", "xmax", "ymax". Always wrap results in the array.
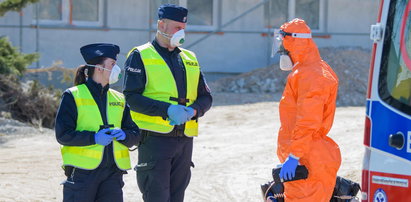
[
  {"xmin": 271, "ymin": 29, "xmax": 284, "ymax": 57},
  {"xmin": 271, "ymin": 29, "xmax": 313, "ymax": 57}
]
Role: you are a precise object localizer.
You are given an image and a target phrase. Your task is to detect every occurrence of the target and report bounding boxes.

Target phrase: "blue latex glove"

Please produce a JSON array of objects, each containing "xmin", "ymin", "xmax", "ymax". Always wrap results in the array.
[
  {"xmin": 95, "ymin": 128, "xmax": 113, "ymax": 146},
  {"xmin": 167, "ymin": 105, "xmax": 189, "ymax": 125},
  {"xmin": 169, "ymin": 120, "xmax": 177, "ymax": 126},
  {"xmin": 111, "ymin": 128, "xmax": 126, "ymax": 141},
  {"xmin": 185, "ymin": 107, "xmax": 196, "ymax": 120},
  {"xmin": 279, "ymin": 155, "xmax": 299, "ymax": 181}
]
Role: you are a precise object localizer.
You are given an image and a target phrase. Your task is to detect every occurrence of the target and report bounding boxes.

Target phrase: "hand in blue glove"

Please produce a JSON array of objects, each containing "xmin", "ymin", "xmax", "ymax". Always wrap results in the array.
[
  {"xmin": 185, "ymin": 107, "xmax": 196, "ymax": 121},
  {"xmin": 167, "ymin": 105, "xmax": 190, "ymax": 125},
  {"xmin": 95, "ymin": 128, "xmax": 113, "ymax": 146},
  {"xmin": 111, "ymin": 128, "xmax": 126, "ymax": 141},
  {"xmin": 169, "ymin": 120, "xmax": 177, "ymax": 126},
  {"xmin": 279, "ymin": 155, "xmax": 299, "ymax": 181}
]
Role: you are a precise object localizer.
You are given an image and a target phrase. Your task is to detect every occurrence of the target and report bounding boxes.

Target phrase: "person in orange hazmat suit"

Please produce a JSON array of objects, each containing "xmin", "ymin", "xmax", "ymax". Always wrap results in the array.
[{"xmin": 274, "ymin": 18, "xmax": 342, "ymax": 201}]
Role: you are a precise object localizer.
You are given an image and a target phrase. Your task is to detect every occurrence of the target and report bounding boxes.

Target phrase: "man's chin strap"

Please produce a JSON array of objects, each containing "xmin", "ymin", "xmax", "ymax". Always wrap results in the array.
[{"xmin": 157, "ymin": 30, "xmax": 172, "ymax": 40}]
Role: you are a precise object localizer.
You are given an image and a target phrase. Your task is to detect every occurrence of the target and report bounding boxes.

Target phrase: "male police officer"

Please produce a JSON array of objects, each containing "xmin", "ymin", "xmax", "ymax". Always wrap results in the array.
[{"xmin": 123, "ymin": 4, "xmax": 212, "ymax": 202}]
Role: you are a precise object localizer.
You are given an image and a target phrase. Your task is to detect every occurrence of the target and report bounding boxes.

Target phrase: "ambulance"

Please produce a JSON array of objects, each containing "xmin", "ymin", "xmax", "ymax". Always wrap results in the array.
[{"xmin": 362, "ymin": 0, "xmax": 411, "ymax": 201}]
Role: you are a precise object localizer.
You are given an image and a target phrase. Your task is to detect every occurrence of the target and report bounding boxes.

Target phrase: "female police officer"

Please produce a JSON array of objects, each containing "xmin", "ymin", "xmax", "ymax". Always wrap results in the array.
[{"xmin": 55, "ymin": 43, "xmax": 141, "ymax": 202}]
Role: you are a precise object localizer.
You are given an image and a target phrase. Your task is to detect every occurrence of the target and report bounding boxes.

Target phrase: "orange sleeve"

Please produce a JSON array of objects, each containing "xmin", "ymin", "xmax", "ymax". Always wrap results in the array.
[{"xmin": 289, "ymin": 74, "xmax": 330, "ymax": 158}]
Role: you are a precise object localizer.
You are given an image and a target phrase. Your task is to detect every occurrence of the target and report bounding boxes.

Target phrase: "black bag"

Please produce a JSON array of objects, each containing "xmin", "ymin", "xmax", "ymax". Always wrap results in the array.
[
  {"xmin": 260, "ymin": 165, "xmax": 308, "ymax": 201},
  {"xmin": 272, "ymin": 165, "xmax": 309, "ymax": 184},
  {"xmin": 260, "ymin": 181, "xmax": 284, "ymax": 202},
  {"xmin": 261, "ymin": 167, "xmax": 360, "ymax": 202},
  {"xmin": 330, "ymin": 176, "xmax": 361, "ymax": 202}
]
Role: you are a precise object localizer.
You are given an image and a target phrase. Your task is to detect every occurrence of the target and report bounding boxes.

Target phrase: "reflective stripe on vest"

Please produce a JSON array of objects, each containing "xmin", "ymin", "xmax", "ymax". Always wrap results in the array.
[
  {"xmin": 127, "ymin": 42, "xmax": 200, "ymax": 136},
  {"xmin": 60, "ymin": 84, "xmax": 131, "ymax": 170}
]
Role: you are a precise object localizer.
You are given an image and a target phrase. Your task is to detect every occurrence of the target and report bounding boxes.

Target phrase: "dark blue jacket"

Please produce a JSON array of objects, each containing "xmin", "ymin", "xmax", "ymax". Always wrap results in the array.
[
  {"xmin": 55, "ymin": 78, "xmax": 140, "ymax": 168},
  {"xmin": 123, "ymin": 39, "xmax": 212, "ymax": 125}
]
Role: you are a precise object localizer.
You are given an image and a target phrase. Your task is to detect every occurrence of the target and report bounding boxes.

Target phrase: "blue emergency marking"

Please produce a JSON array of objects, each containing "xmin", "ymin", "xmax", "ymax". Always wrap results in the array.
[
  {"xmin": 366, "ymin": 100, "xmax": 371, "ymax": 116},
  {"xmin": 369, "ymin": 101, "xmax": 411, "ymax": 161},
  {"xmin": 373, "ymin": 188, "xmax": 387, "ymax": 202}
]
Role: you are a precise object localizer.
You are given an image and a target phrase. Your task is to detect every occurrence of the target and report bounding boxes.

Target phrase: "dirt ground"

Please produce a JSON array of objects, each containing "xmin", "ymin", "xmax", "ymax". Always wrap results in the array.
[{"xmin": 0, "ymin": 101, "xmax": 364, "ymax": 202}]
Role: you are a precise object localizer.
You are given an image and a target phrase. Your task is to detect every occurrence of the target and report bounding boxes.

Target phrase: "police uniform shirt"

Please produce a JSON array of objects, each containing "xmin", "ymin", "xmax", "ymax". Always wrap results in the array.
[{"xmin": 123, "ymin": 39, "xmax": 212, "ymax": 120}]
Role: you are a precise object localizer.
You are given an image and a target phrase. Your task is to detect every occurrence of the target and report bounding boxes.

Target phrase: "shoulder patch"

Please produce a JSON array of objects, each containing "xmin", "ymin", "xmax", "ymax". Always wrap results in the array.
[{"xmin": 126, "ymin": 66, "xmax": 142, "ymax": 73}]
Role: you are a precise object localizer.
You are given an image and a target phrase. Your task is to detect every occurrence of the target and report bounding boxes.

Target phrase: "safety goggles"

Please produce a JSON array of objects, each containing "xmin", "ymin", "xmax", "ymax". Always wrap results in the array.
[{"xmin": 271, "ymin": 29, "xmax": 312, "ymax": 57}]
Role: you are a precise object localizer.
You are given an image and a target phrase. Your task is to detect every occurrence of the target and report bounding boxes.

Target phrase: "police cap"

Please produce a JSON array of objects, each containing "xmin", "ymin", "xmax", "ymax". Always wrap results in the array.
[
  {"xmin": 80, "ymin": 43, "xmax": 120, "ymax": 63},
  {"xmin": 158, "ymin": 4, "xmax": 188, "ymax": 23}
]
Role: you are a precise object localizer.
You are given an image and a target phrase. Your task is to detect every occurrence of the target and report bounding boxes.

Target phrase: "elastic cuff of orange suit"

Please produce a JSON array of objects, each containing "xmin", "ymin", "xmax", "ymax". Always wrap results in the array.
[{"xmin": 289, "ymin": 153, "xmax": 300, "ymax": 160}]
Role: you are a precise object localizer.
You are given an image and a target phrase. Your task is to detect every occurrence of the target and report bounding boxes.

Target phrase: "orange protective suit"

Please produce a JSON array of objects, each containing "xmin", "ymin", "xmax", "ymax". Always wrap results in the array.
[{"xmin": 277, "ymin": 19, "xmax": 342, "ymax": 201}]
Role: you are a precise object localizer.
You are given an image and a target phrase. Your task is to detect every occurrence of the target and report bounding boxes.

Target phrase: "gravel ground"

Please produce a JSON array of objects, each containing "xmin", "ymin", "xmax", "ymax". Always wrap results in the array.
[
  {"xmin": 0, "ymin": 100, "xmax": 364, "ymax": 201},
  {"xmin": 0, "ymin": 117, "xmax": 53, "ymax": 144}
]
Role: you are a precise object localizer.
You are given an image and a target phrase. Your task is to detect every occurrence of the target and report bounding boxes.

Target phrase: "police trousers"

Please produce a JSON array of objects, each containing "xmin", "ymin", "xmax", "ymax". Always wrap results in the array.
[
  {"xmin": 62, "ymin": 166, "xmax": 125, "ymax": 202},
  {"xmin": 135, "ymin": 133, "xmax": 194, "ymax": 202}
]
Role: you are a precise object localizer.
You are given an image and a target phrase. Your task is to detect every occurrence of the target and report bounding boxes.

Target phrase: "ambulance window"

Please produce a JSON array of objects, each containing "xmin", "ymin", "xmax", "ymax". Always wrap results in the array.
[{"xmin": 379, "ymin": 0, "xmax": 411, "ymax": 115}]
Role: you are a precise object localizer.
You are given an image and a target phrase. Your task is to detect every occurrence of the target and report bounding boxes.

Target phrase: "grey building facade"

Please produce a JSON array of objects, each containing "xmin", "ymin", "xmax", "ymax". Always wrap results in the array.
[{"xmin": 0, "ymin": 0, "xmax": 379, "ymax": 75}]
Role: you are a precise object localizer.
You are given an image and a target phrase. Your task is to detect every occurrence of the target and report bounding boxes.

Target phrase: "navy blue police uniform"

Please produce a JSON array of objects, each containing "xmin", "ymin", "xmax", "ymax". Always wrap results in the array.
[
  {"xmin": 123, "ymin": 4, "xmax": 212, "ymax": 202},
  {"xmin": 55, "ymin": 43, "xmax": 141, "ymax": 202}
]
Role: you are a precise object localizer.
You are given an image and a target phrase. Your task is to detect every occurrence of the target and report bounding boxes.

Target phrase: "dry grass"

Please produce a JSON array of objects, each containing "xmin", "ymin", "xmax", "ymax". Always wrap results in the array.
[{"xmin": 0, "ymin": 75, "xmax": 60, "ymax": 129}]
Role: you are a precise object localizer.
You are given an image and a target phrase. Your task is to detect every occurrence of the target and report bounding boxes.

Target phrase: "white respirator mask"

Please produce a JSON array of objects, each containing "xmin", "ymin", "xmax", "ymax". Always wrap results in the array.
[
  {"xmin": 89, "ymin": 64, "xmax": 122, "ymax": 84},
  {"xmin": 279, "ymin": 55, "xmax": 294, "ymax": 71},
  {"xmin": 277, "ymin": 45, "xmax": 295, "ymax": 71},
  {"xmin": 108, "ymin": 64, "xmax": 122, "ymax": 84},
  {"xmin": 158, "ymin": 29, "xmax": 185, "ymax": 47}
]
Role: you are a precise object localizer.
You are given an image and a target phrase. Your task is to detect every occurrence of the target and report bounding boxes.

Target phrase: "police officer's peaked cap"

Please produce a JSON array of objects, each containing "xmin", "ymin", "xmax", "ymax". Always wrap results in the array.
[
  {"xmin": 80, "ymin": 43, "xmax": 120, "ymax": 63},
  {"xmin": 158, "ymin": 4, "xmax": 188, "ymax": 23}
]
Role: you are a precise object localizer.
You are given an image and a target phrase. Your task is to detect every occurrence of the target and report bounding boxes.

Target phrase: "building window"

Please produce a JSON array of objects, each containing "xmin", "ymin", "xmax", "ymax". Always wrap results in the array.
[
  {"xmin": 72, "ymin": 0, "xmax": 99, "ymax": 22},
  {"xmin": 33, "ymin": 0, "xmax": 103, "ymax": 26},
  {"xmin": 36, "ymin": 0, "xmax": 62, "ymax": 21},
  {"xmin": 265, "ymin": 0, "xmax": 324, "ymax": 31},
  {"xmin": 187, "ymin": 0, "xmax": 213, "ymax": 26},
  {"xmin": 151, "ymin": 0, "xmax": 217, "ymax": 30}
]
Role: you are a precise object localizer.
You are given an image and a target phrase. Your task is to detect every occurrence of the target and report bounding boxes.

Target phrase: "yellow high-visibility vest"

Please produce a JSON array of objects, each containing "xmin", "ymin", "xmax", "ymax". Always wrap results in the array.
[
  {"xmin": 127, "ymin": 42, "xmax": 200, "ymax": 136},
  {"xmin": 60, "ymin": 84, "xmax": 131, "ymax": 170}
]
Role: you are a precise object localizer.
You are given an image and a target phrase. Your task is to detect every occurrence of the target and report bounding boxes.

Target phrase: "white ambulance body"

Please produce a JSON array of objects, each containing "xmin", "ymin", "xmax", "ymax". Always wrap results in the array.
[{"xmin": 362, "ymin": 0, "xmax": 411, "ymax": 201}]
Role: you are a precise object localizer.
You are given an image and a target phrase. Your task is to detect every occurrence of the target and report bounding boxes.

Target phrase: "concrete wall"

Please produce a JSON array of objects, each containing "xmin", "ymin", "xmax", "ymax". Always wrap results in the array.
[
  {"xmin": 314, "ymin": 0, "xmax": 380, "ymax": 48},
  {"xmin": 0, "ymin": 0, "xmax": 379, "ymax": 73}
]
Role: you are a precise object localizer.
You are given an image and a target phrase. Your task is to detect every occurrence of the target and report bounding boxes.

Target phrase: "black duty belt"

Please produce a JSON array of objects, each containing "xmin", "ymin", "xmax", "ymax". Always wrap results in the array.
[{"xmin": 169, "ymin": 97, "xmax": 190, "ymax": 106}]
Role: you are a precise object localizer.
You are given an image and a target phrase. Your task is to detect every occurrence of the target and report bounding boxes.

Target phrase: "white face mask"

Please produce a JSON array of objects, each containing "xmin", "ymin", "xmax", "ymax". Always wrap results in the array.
[
  {"xmin": 108, "ymin": 64, "xmax": 122, "ymax": 84},
  {"xmin": 158, "ymin": 29, "xmax": 185, "ymax": 47},
  {"xmin": 279, "ymin": 55, "xmax": 294, "ymax": 71},
  {"xmin": 90, "ymin": 64, "xmax": 122, "ymax": 84},
  {"xmin": 170, "ymin": 29, "xmax": 185, "ymax": 47},
  {"xmin": 279, "ymin": 55, "xmax": 300, "ymax": 71},
  {"xmin": 277, "ymin": 44, "xmax": 295, "ymax": 71}
]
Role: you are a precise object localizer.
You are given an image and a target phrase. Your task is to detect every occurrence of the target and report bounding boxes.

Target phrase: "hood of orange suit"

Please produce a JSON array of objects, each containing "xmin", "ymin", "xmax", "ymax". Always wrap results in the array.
[{"xmin": 280, "ymin": 18, "xmax": 321, "ymax": 66}]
